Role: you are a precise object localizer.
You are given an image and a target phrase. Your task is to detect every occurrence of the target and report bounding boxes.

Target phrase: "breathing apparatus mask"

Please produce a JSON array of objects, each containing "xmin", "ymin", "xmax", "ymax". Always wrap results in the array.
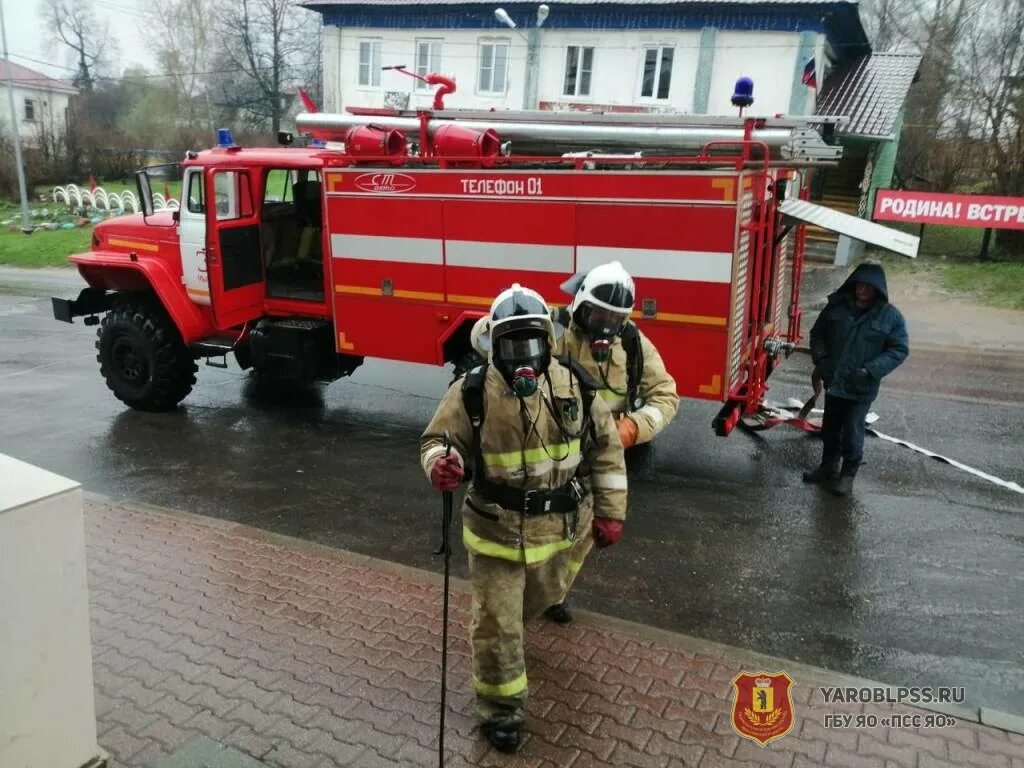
[
  {"xmin": 575, "ymin": 303, "xmax": 629, "ymax": 363},
  {"xmin": 478, "ymin": 283, "xmax": 560, "ymax": 399},
  {"xmin": 496, "ymin": 331, "xmax": 549, "ymax": 397}
]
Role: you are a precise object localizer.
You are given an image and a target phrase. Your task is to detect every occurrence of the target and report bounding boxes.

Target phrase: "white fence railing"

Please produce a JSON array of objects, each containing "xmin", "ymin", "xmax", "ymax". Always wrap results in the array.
[{"xmin": 50, "ymin": 184, "xmax": 179, "ymax": 214}]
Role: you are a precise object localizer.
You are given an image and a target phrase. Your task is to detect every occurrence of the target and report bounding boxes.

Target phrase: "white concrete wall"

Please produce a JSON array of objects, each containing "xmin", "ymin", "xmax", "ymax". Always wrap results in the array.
[
  {"xmin": 0, "ymin": 454, "xmax": 102, "ymax": 768},
  {"xmin": 535, "ymin": 30, "xmax": 702, "ymax": 113},
  {"xmin": 0, "ymin": 86, "xmax": 71, "ymax": 146},
  {"xmin": 324, "ymin": 27, "xmax": 528, "ymax": 112},
  {"xmin": 706, "ymin": 31, "xmax": 806, "ymax": 115},
  {"xmin": 322, "ymin": 26, "xmax": 823, "ymax": 116}
]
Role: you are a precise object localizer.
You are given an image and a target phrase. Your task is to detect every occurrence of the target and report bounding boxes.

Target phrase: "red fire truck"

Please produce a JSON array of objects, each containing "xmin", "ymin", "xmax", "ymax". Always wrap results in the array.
[{"xmin": 51, "ymin": 93, "xmax": 917, "ymax": 434}]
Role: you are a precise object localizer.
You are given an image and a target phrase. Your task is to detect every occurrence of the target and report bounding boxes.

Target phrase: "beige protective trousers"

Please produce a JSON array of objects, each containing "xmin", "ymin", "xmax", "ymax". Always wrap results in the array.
[{"xmin": 468, "ymin": 505, "xmax": 594, "ymax": 728}]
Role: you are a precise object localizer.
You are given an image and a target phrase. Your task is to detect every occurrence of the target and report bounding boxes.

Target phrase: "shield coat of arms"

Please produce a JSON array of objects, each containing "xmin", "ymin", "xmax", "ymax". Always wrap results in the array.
[{"xmin": 730, "ymin": 671, "xmax": 796, "ymax": 746}]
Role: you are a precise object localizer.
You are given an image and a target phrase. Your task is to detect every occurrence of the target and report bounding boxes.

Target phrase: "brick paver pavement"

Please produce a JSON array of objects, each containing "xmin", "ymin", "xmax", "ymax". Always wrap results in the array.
[{"xmin": 84, "ymin": 497, "xmax": 1024, "ymax": 768}]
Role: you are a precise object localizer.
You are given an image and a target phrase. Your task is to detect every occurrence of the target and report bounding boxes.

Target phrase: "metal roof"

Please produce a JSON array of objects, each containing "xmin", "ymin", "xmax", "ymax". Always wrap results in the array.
[
  {"xmin": 0, "ymin": 58, "xmax": 78, "ymax": 95},
  {"xmin": 305, "ymin": 1, "xmax": 871, "ymax": 61},
  {"xmin": 779, "ymin": 198, "xmax": 919, "ymax": 257},
  {"xmin": 815, "ymin": 52, "xmax": 920, "ymax": 140}
]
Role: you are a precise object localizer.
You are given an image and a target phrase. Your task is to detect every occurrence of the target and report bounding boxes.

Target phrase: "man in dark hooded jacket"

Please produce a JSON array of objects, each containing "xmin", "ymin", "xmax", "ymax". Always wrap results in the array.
[{"xmin": 803, "ymin": 263, "xmax": 909, "ymax": 495}]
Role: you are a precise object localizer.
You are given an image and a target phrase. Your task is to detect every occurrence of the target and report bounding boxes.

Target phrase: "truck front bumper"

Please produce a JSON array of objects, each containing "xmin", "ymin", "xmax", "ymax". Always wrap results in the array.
[{"xmin": 52, "ymin": 288, "xmax": 114, "ymax": 324}]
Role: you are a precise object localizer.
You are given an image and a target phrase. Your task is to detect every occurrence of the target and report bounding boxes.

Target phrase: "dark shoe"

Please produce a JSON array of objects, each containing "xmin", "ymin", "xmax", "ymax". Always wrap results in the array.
[
  {"xmin": 831, "ymin": 461, "xmax": 861, "ymax": 496},
  {"xmin": 803, "ymin": 460, "xmax": 840, "ymax": 484},
  {"xmin": 544, "ymin": 602, "xmax": 573, "ymax": 624},
  {"xmin": 483, "ymin": 725, "xmax": 521, "ymax": 753}
]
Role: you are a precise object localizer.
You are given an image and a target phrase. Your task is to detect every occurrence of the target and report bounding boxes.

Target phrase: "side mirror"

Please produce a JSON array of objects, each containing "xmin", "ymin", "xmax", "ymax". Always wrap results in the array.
[
  {"xmin": 172, "ymin": 209, "xmax": 180, "ymax": 223},
  {"xmin": 135, "ymin": 170, "xmax": 155, "ymax": 219}
]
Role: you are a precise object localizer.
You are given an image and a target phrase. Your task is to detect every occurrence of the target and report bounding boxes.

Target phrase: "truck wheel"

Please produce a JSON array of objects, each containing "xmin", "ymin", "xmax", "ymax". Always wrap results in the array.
[{"xmin": 96, "ymin": 297, "xmax": 197, "ymax": 411}]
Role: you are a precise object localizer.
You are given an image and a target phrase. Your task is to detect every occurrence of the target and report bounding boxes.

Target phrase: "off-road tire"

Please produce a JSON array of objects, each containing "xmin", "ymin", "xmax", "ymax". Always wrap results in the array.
[{"xmin": 96, "ymin": 296, "xmax": 197, "ymax": 411}]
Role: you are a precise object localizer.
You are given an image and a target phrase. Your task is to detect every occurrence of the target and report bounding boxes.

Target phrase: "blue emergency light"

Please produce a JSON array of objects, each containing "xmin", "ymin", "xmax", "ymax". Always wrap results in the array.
[
  {"xmin": 731, "ymin": 77, "xmax": 754, "ymax": 108},
  {"xmin": 216, "ymin": 128, "xmax": 236, "ymax": 147}
]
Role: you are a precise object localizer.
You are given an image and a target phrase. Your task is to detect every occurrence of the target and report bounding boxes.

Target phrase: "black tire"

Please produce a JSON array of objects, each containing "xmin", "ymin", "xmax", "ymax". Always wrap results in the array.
[{"xmin": 96, "ymin": 296, "xmax": 197, "ymax": 411}]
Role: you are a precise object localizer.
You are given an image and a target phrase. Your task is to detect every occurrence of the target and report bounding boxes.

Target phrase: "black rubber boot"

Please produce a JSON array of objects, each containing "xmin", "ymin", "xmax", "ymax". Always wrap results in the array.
[
  {"xmin": 831, "ymin": 460, "xmax": 861, "ymax": 496},
  {"xmin": 483, "ymin": 724, "xmax": 521, "ymax": 753},
  {"xmin": 544, "ymin": 602, "xmax": 573, "ymax": 624},
  {"xmin": 802, "ymin": 459, "xmax": 840, "ymax": 485}
]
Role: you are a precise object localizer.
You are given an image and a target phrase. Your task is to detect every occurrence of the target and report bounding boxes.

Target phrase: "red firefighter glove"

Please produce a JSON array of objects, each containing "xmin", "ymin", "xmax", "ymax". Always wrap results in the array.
[
  {"xmin": 592, "ymin": 518, "xmax": 624, "ymax": 549},
  {"xmin": 617, "ymin": 416, "xmax": 639, "ymax": 450},
  {"xmin": 429, "ymin": 454, "xmax": 464, "ymax": 491}
]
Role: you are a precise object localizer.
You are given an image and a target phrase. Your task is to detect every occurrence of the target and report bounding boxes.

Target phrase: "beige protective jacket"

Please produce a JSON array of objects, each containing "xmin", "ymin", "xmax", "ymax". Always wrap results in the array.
[
  {"xmin": 420, "ymin": 360, "xmax": 627, "ymax": 564},
  {"xmin": 555, "ymin": 323, "xmax": 679, "ymax": 445}
]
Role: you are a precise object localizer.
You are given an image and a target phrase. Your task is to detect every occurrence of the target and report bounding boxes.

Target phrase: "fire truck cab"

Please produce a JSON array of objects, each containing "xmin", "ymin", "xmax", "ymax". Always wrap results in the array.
[{"xmin": 52, "ymin": 103, "xmax": 919, "ymax": 431}]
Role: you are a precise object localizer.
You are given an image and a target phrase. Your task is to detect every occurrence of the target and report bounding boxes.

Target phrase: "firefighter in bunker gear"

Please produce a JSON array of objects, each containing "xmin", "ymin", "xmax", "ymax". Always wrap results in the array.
[
  {"xmin": 556, "ymin": 261, "xmax": 680, "ymax": 448},
  {"xmin": 420, "ymin": 284, "xmax": 627, "ymax": 752},
  {"xmin": 544, "ymin": 261, "xmax": 679, "ymax": 624}
]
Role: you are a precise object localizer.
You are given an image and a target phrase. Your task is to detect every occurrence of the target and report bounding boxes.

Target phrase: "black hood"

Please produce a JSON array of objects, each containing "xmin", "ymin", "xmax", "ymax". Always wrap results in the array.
[{"xmin": 836, "ymin": 263, "xmax": 889, "ymax": 302}]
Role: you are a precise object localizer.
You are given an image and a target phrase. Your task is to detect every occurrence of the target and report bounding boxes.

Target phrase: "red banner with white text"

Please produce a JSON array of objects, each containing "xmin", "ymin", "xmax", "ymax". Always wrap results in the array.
[{"xmin": 873, "ymin": 190, "xmax": 1024, "ymax": 230}]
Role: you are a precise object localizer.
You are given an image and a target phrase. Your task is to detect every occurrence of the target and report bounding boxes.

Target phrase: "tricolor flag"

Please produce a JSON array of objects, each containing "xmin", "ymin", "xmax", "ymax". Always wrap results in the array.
[{"xmin": 802, "ymin": 58, "xmax": 817, "ymax": 88}]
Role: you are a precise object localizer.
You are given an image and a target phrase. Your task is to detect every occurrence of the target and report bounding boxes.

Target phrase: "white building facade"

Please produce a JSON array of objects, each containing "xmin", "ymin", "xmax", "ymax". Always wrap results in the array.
[
  {"xmin": 306, "ymin": 0, "xmax": 870, "ymax": 118},
  {"xmin": 0, "ymin": 59, "xmax": 77, "ymax": 146}
]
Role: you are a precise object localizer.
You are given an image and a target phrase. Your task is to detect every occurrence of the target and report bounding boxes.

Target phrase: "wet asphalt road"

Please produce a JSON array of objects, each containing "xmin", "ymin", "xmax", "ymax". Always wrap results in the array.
[{"xmin": 1, "ymin": 266, "xmax": 1022, "ymax": 716}]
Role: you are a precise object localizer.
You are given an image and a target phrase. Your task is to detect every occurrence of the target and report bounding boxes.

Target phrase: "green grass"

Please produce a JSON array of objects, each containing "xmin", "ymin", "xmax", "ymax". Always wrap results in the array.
[
  {"xmin": 887, "ymin": 222, "xmax": 989, "ymax": 258},
  {"xmin": 0, "ymin": 178, "xmax": 184, "ymax": 268},
  {"xmin": 0, "ymin": 226, "xmax": 91, "ymax": 267},
  {"xmin": 940, "ymin": 262, "xmax": 1024, "ymax": 310}
]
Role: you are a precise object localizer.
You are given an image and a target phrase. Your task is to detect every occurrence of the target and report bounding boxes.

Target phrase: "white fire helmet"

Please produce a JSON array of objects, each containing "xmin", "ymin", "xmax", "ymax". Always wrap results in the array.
[
  {"xmin": 475, "ymin": 283, "xmax": 561, "ymax": 356},
  {"xmin": 563, "ymin": 261, "xmax": 636, "ymax": 342},
  {"xmin": 566, "ymin": 261, "xmax": 636, "ymax": 316},
  {"xmin": 476, "ymin": 283, "xmax": 564, "ymax": 396}
]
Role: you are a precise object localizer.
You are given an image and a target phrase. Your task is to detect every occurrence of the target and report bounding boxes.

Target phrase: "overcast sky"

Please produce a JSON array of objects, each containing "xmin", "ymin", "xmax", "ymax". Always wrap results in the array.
[{"xmin": 2, "ymin": 0, "xmax": 156, "ymax": 80}]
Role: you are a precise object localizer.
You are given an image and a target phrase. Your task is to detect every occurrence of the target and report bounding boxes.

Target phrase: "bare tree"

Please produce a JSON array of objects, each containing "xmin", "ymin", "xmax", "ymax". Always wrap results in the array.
[
  {"xmin": 212, "ymin": 0, "xmax": 316, "ymax": 134},
  {"xmin": 41, "ymin": 0, "xmax": 119, "ymax": 92},
  {"xmin": 888, "ymin": 0, "xmax": 975, "ymax": 190},
  {"xmin": 860, "ymin": 0, "xmax": 917, "ymax": 51},
  {"xmin": 141, "ymin": 0, "xmax": 216, "ymax": 130},
  {"xmin": 961, "ymin": 0, "xmax": 1024, "ymax": 253}
]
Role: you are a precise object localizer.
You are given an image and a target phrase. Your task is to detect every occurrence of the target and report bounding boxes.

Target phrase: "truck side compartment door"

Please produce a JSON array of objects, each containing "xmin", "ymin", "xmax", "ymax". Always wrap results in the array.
[{"xmin": 205, "ymin": 168, "xmax": 266, "ymax": 328}]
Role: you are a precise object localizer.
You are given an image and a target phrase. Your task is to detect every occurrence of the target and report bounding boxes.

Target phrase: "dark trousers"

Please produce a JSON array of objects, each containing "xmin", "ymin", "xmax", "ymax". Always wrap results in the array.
[{"xmin": 821, "ymin": 394, "xmax": 871, "ymax": 464}]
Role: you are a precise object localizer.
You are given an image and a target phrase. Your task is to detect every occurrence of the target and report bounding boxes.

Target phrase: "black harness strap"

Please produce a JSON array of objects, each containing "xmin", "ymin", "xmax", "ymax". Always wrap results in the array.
[
  {"xmin": 460, "ymin": 364, "xmax": 488, "ymax": 484},
  {"xmin": 619, "ymin": 322, "xmax": 645, "ymax": 413},
  {"xmin": 461, "ymin": 360, "xmax": 595, "ymax": 512}
]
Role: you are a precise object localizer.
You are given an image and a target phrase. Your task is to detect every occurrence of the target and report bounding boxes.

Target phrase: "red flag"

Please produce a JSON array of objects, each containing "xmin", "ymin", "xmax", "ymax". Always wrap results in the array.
[
  {"xmin": 89, "ymin": 175, "xmax": 97, "ymax": 192},
  {"xmin": 801, "ymin": 58, "xmax": 817, "ymax": 89},
  {"xmin": 164, "ymin": 182, "xmax": 171, "ymax": 200}
]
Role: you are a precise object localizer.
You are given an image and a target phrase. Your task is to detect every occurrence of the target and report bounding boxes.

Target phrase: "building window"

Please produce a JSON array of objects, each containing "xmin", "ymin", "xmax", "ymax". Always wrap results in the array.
[
  {"xmin": 563, "ymin": 46, "xmax": 594, "ymax": 97},
  {"xmin": 23, "ymin": 98, "xmax": 36, "ymax": 121},
  {"xmin": 478, "ymin": 40, "xmax": 509, "ymax": 94},
  {"xmin": 358, "ymin": 40, "xmax": 382, "ymax": 88},
  {"xmin": 640, "ymin": 46, "xmax": 674, "ymax": 99},
  {"xmin": 415, "ymin": 40, "xmax": 442, "ymax": 90}
]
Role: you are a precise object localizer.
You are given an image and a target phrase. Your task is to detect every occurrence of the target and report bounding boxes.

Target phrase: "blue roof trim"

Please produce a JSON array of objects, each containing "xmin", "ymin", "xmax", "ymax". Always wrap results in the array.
[{"xmin": 310, "ymin": 3, "xmax": 870, "ymax": 59}]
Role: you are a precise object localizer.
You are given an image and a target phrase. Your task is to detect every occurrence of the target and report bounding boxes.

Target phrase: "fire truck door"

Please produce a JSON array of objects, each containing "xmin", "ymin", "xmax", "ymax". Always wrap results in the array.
[
  {"xmin": 204, "ymin": 168, "xmax": 266, "ymax": 328},
  {"xmin": 179, "ymin": 168, "xmax": 210, "ymax": 305}
]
